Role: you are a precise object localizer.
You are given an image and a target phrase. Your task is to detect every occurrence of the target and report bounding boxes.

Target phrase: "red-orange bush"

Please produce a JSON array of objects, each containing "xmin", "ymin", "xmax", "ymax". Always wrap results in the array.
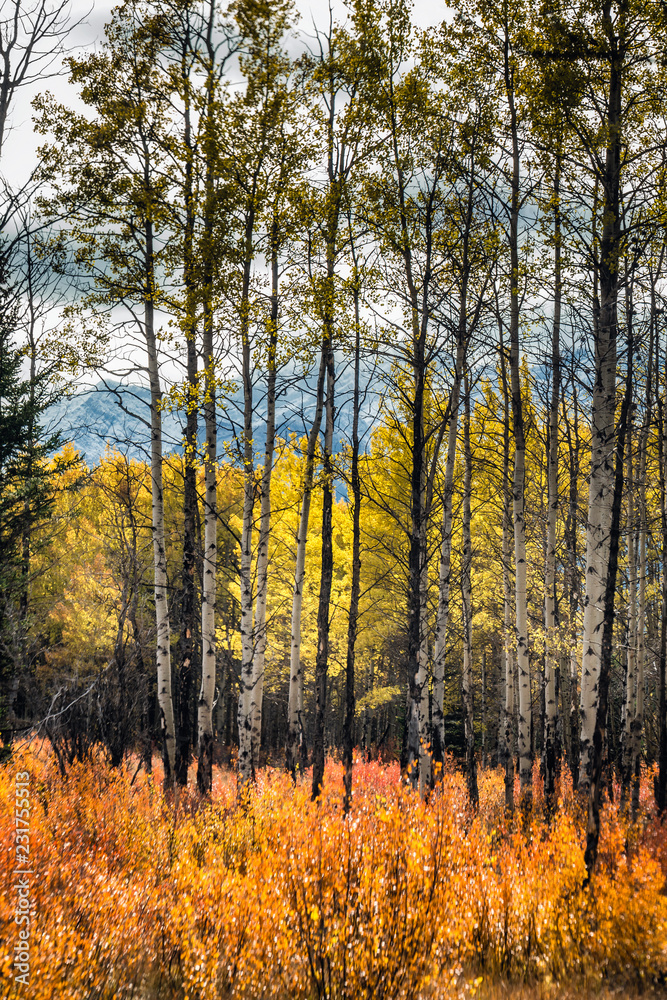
[{"xmin": 1, "ymin": 748, "xmax": 666, "ymax": 1000}]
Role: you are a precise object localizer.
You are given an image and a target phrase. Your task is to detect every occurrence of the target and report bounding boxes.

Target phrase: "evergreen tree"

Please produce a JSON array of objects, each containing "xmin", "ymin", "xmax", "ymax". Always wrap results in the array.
[{"xmin": 0, "ymin": 265, "xmax": 78, "ymax": 753}]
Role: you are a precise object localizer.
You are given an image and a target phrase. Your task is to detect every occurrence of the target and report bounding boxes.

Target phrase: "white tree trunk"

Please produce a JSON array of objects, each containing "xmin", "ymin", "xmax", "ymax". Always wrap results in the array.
[
  {"xmin": 578, "ymin": 327, "xmax": 616, "ymax": 788},
  {"xmin": 544, "ymin": 413, "xmax": 559, "ymax": 798},
  {"xmin": 417, "ymin": 515, "xmax": 430, "ymax": 795},
  {"xmin": 632, "ymin": 350, "xmax": 651, "ymax": 817},
  {"xmin": 286, "ymin": 349, "xmax": 326, "ymax": 777},
  {"xmin": 504, "ymin": 28, "xmax": 531, "ymax": 803},
  {"xmin": 197, "ymin": 306, "xmax": 217, "ymax": 795},
  {"xmin": 565, "ymin": 386, "xmax": 582, "ymax": 783},
  {"xmin": 432, "ymin": 338, "xmax": 466, "ymax": 762},
  {"xmin": 502, "ymin": 545, "xmax": 515, "ymax": 805},
  {"xmin": 544, "ymin": 157, "xmax": 561, "ymax": 806},
  {"xmin": 621, "ymin": 423, "xmax": 636, "ymax": 808},
  {"xmin": 632, "ymin": 471, "xmax": 646, "ymax": 818},
  {"xmin": 432, "ymin": 161, "xmax": 475, "ymax": 763},
  {"xmin": 578, "ymin": 66, "xmax": 622, "ymax": 788},
  {"xmin": 499, "ymin": 344, "xmax": 515, "ymax": 811},
  {"xmin": 511, "ymin": 395, "xmax": 531, "ymax": 799},
  {"xmin": 197, "ymin": 52, "xmax": 218, "ymax": 795},
  {"xmin": 146, "ymin": 295, "xmax": 175, "ymax": 785},
  {"xmin": 630, "ymin": 500, "xmax": 646, "ymax": 822},
  {"xmin": 237, "ymin": 315, "xmax": 255, "ymax": 790},
  {"xmin": 250, "ymin": 247, "xmax": 279, "ymax": 768},
  {"xmin": 462, "ymin": 377, "xmax": 478, "ymax": 805}
]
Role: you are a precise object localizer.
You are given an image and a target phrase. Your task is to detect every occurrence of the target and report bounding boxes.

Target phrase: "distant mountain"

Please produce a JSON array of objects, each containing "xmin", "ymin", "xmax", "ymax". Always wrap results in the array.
[
  {"xmin": 45, "ymin": 381, "xmax": 183, "ymax": 466},
  {"xmin": 45, "ymin": 369, "xmax": 381, "ymax": 469}
]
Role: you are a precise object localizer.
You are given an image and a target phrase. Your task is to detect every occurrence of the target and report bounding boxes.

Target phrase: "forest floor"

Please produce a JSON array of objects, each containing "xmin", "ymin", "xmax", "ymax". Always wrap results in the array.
[
  {"xmin": 1, "ymin": 745, "xmax": 666, "ymax": 1000},
  {"xmin": 457, "ymin": 985, "xmax": 667, "ymax": 999},
  {"xmin": 437, "ymin": 968, "xmax": 667, "ymax": 998}
]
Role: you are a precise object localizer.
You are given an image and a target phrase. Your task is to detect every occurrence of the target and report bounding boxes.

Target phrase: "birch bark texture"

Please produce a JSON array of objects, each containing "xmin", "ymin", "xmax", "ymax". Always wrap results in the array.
[
  {"xmin": 237, "ymin": 237, "xmax": 256, "ymax": 790},
  {"xmin": 146, "ymin": 260, "xmax": 176, "ymax": 786},
  {"xmin": 232, "ymin": 0, "xmax": 295, "ymax": 792},
  {"xmin": 543, "ymin": 155, "xmax": 561, "ymax": 810},
  {"xmin": 197, "ymin": 17, "xmax": 220, "ymax": 795},
  {"xmin": 462, "ymin": 373, "xmax": 478, "ymax": 807},
  {"xmin": 343, "ymin": 259, "xmax": 363, "ymax": 813},
  {"xmin": 198, "ymin": 306, "xmax": 217, "ymax": 795},
  {"xmin": 250, "ymin": 234, "xmax": 279, "ymax": 769},
  {"xmin": 498, "ymin": 318, "xmax": 515, "ymax": 812},
  {"xmin": 285, "ymin": 350, "xmax": 326, "ymax": 780},
  {"xmin": 503, "ymin": 22, "xmax": 532, "ymax": 802},
  {"xmin": 578, "ymin": 26, "xmax": 622, "ymax": 792}
]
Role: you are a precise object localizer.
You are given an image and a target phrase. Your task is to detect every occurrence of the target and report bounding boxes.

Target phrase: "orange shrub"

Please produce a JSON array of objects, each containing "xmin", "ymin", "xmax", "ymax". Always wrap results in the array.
[{"xmin": 1, "ymin": 748, "xmax": 666, "ymax": 1000}]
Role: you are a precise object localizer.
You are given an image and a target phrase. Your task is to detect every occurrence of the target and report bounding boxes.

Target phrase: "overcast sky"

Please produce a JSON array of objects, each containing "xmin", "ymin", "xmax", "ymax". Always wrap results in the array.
[
  {"xmin": 3, "ymin": 0, "xmax": 448, "ymax": 396},
  {"xmin": 5, "ymin": 0, "xmax": 445, "ymax": 187}
]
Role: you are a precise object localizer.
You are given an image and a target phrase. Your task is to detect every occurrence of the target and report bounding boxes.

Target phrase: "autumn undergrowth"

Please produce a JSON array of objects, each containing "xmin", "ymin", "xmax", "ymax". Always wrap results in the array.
[{"xmin": 1, "ymin": 747, "xmax": 666, "ymax": 1000}]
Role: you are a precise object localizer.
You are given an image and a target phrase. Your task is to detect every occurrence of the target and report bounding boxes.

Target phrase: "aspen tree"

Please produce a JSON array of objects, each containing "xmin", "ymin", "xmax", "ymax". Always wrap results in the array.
[
  {"xmin": 620, "ymin": 312, "xmax": 637, "ymax": 811},
  {"xmin": 543, "ymin": 153, "xmax": 562, "ymax": 811},
  {"xmin": 355, "ymin": 0, "xmax": 423, "ymax": 786},
  {"xmin": 495, "ymin": 298, "xmax": 515, "ymax": 811},
  {"xmin": 584, "ymin": 303, "xmax": 634, "ymax": 879},
  {"xmin": 342, "ymin": 207, "xmax": 365, "ymax": 813},
  {"xmin": 312, "ymin": 315, "xmax": 335, "ymax": 800},
  {"xmin": 354, "ymin": 0, "xmax": 459, "ymax": 790},
  {"xmin": 248, "ymin": 85, "xmax": 309, "ymax": 777},
  {"xmin": 285, "ymin": 348, "xmax": 325, "ymax": 779},
  {"xmin": 537, "ymin": 2, "xmax": 664, "ymax": 791},
  {"xmin": 230, "ymin": 0, "xmax": 294, "ymax": 790},
  {"xmin": 455, "ymin": 0, "xmax": 535, "ymax": 802},
  {"xmin": 196, "ymin": 0, "xmax": 234, "ymax": 796},
  {"xmin": 161, "ymin": 0, "xmax": 237, "ymax": 789},
  {"xmin": 522, "ymin": 0, "xmax": 660, "ymax": 791},
  {"xmin": 146, "ymin": 0, "xmax": 238, "ymax": 791},
  {"xmin": 631, "ymin": 424, "xmax": 646, "ymax": 819},
  {"xmin": 502, "ymin": 13, "xmax": 532, "ymax": 806},
  {"xmin": 626, "ymin": 311, "xmax": 652, "ymax": 816},
  {"xmin": 633, "ymin": 257, "xmax": 666, "ymax": 816},
  {"xmin": 35, "ymin": 0, "xmax": 179, "ymax": 784},
  {"xmin": 524, "ymin": 55, "xmax": 577, "ymax": 804},
  {"xmin": 250, "ymin": 227, "xmax": 279, "ymax": 769},
  {"xmin": 0, "ymin": 2, "xmax": 65, "ymax": 139},
  {"xmin": 197, "ymin": 215, "xmax": 217, "ymax": 794},
  {"xmin": 164, "ymin": 0, "xmax": 204, "ymax": 787},
  {"xmin": 522, "ymin": 3, "xmax": 600, "ymax": 804},
  {"xmin": 481, "ymin": 648, "xmax": 487, "ymax": 768},
  {"xmin": 431, "ymin": 81, "xmax": 496, "ymax": 772},
  {"xmin": 251, "ymin": 136, "xmax": 303, "ymax": 772},
  {"xmin": 304, "ymin": 7, "xmax": 369, "ymax": 800},
  {"xmin": 562, "ymin": 377, "xmax": 582, "ymax": 785},
  {"xmin": 578, "ymin": 109, "xmax": 620, "ymax": 789},
  {"xmin": 656, "ymin": 287, "xmax": 667, "ymax": 813},
  {"xmin": 311, "ymin": 120, "xmax": 339, "ymax": 800},
  {"xmin": 461, "ymin": 370, "xmax": 478, "ymax": 806}
]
